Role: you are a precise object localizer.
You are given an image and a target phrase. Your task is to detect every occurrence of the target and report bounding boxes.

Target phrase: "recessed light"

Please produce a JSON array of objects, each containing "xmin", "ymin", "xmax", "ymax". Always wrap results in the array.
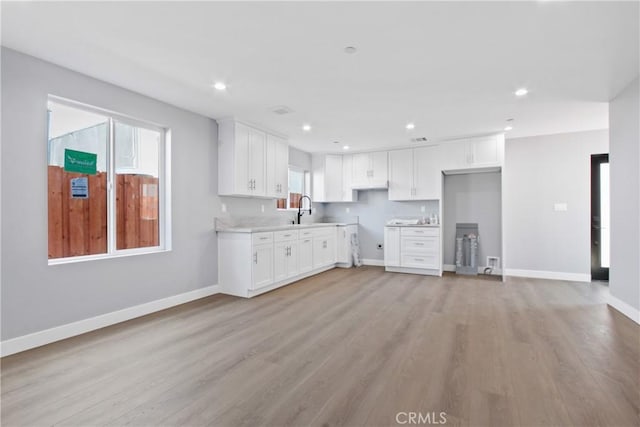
[
  {"xmin": 343, "ymin": 145, "xmax": 350, "ymax": 150},
  {"xmin": 504, "ymin": 126, "xmax": 513, "ymax": 131},
  {"xmin": 515, "ymin": 88, "xmax": 528, "ymax": 97},
  {"xmin": 213, "ymin": 82, "xmax": 227, "ymax": 91},
  {"xmin": 302, "ymin": 124, "xmax": 311, "ymax": 132},
  {"xmin": 333, "ymin": 141, "xmax": 340, "ymax": 144},
  {"xmin": 344, "ymin": 46, "xmax": 357, "ymax": 54},
  {"xmin": 406, "ymin": 123, "xmax": 415, "ymax": 130}
]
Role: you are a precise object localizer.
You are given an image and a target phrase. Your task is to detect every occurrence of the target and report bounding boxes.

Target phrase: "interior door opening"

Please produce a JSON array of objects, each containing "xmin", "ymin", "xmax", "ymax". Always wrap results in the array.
[{"xmin": 591, "ymin": 153, "xmax": 609, "ymax": 281}]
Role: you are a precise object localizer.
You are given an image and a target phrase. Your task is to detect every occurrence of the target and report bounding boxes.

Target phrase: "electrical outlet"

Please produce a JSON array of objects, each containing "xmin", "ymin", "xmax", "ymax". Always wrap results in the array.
[
  {"xmin": 377, "ymin": 243, "xmax": 383, "ymax": 250},
  {"xmin": 261, "ymin": 204, "xmax": 265, "ymax": 213},
  {"xmin": 346, "ymin": 207, "xmax": 350, "ymax": 213},
  {"xmin": 221, "ymin": 203, "xmax": 227, "ymax": 213},
  {"xmin": 487, "ymin": 256, "xmax": 500, "ymax": 268},
  {"xmin": 421, "ymin": 205, "xmax": 426, "ymax": 213}
]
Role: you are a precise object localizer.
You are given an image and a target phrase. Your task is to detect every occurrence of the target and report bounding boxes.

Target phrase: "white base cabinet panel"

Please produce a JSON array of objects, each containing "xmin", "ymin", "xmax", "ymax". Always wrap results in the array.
[
  {"xmin": 219, "ymin": 225, "xmax": 353, "ymax": 298},
  {"xmin": 384, "ymin": 226, "xmax": 441, "ymax": 276}
]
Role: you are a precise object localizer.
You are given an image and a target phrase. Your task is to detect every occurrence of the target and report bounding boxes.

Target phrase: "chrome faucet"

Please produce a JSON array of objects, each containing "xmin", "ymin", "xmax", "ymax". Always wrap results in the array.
[{"xmin": 297, "ymin": 195, "xmax": 312, "ymax": 224}]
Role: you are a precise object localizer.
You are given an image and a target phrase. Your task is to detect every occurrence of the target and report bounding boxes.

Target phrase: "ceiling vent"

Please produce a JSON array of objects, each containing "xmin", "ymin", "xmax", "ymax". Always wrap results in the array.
[
  {"xmin": 271, "ymin": 105, "xmax": 294, "ymax": 115},
  {"xmin": 411, "ymin": 137, "xmax": 428, "ymax": 143}
]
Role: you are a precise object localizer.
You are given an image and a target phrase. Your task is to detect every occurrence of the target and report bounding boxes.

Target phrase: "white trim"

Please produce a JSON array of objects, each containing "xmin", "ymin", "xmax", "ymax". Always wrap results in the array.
[
  {"xmin": 1, "ymin": 284, "xmax": 220, "ymax": 357},
  {"xmin": 385, "ymin": 266, "xmax": 441, "ymax": 276},
  {"xmin": 443, "ymin": 264, "xmax": 503, "ymax": 275},
  {"xmin": 505, "ymin": 268, "xmax": 590, "ymax": 282},
  {"xmin": 362, "ymin": 258, "xmax": 385, "ymax": 266},
  {"xmin": 607, "ymin": 294, "xmax": 640, "ymax": 324}
]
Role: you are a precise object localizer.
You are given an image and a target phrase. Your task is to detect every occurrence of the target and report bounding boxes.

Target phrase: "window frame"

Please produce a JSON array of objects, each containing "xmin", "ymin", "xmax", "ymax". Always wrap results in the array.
[
  {"xmin": 276, "ymin": 165, "xmax": 310, "ymax": 211},
  {"xmin": 47, "ymin": 96, "xmax": 172, "ymax": 265}
]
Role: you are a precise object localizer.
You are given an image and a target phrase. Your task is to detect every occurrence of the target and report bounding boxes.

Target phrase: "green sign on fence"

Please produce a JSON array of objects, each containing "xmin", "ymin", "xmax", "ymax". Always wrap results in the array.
[{"xmin": 64, "ymin": 149, "xmax": 97, "ymax": 175}]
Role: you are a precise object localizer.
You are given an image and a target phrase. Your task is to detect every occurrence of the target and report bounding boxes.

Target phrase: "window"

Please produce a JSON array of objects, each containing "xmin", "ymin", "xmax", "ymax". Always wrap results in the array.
[
  {"xmin": 47, "ymin": 98, "xmax": 169, "ymax": 263},
  {"xmin": 277, "ymin": 167, "xmax": 311, "ymax": 210}
]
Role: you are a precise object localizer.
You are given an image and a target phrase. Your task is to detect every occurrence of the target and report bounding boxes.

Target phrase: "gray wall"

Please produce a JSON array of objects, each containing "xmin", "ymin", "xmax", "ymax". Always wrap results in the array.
[
  {"xmin": 323, "ymin": 190, "xmax": 438, "ymax": 261},
  {"xmin": 0, "ymin": 48, "xmax": 319, "ymax": 341},
  {"xmin": 443, "ymin": 172, "xmax": 501, "ymax": 268},
  {"xmin": 609, "ymin": 77, "xmax": 639, "ymax": 311},
  {"xmin": 503, "ymin": 129, "xmax": 608, "ymax": 276}
]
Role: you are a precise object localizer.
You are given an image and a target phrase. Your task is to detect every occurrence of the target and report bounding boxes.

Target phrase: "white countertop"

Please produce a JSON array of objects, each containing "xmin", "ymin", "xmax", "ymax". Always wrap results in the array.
[{"xmin": 216, "ymin": 222, "xmax": 357, "ymax": 233}]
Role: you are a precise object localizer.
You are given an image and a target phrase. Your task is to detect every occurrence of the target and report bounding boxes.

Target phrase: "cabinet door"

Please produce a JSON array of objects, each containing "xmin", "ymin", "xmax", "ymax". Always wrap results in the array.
[
  {"xmin": 384, "ymin": 227, "xmax": 401, "ymax": 267},
  {"xmin": 299, "ymin": 238, "xmax": 313, "ymax": 273},
  {"xmin": 388, "ymin": 149, "xmax": 414, "ymax": 200},
  {"xmin": 252, "ymin": 244, "xmax": 273, "ymax": 289},
  {"xmin": 370, "ymin": 151, "xmax": 388, "ymax": 187},
  {"xmin": 325, "ymin": 234, "xmax": 336, "ymax": 265},
  {"xmin": 273, "ymin": 241, "xmax": 288, "ymax": 282},
  {"xmin": 276, "ymin": 138, "xmax": 289, "ymax": 197},
  {"xmin": 413, "ymin": 145, "xmax": 442, "ymax": 200},
  {"xmin": 441, "ymin": 140, "xmax": 467, "ymax": 171},
  {"xmin": 234, "ymin": 123, "xmax": 252, "ymax": 195},
  {"xmin": 351, "ymin": 153, "xmax": 371, "ymax": 188},
  {"xmin": 248, "ymin": 128, "xmax": 266, "ymax": 195},
  {"xmin": 286, "ymin": 241, "xmax": 299, "ymax": 278},
  {"xmin": 467, "ymin": 136, "xmax": 499, "ymax": 166},
  {"xmin": 336, "ymin": 226, "xmax": 348, "ymax": 263},
  {"xmin": 342, "ymin": 154, "xmax": 356, "ymax": 201},
  {"xmin": 313, "ymin": 237, "xmax": 325, "ymax": 269},
  {"xmin": 265, "ymin": 135, "xmax": 278, "ymax": 198},
  {"xmin": 324, "ymin": 155, "xmax": 343, "ymax": 202}
]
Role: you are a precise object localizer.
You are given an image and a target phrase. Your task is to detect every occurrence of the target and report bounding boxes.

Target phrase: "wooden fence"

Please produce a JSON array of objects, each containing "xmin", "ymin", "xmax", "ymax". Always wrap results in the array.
[{"xmin": 48, "ymin": 166, "xmax": 159, "ymax": 259}]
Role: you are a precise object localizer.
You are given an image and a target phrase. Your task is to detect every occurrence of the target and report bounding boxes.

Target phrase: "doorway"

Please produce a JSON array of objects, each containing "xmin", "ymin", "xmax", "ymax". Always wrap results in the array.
[{"xmin": 591, "ymin": 154, "xmax": 609, "ymax": 281}]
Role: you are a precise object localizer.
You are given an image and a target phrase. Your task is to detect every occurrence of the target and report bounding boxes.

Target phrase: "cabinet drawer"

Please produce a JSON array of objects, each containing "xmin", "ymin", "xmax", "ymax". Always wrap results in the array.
[
  {"xmin": 401, "ymin": 237, "xmax": 438, "ymax": 254},
  {"xmin": 400, "ymin": 227, "xmax": 439, "ymax": 237},
  {"xmin": 252, "ymin": 232, "xmax": 274, "ymax": 245},
  {"xmin": 298, "ymin": 229, "xmax": 315, "ymax": 239},
  {"xmin": 274, "ymin": 230, "xmax": 298, "ymax": 242},
  {"xmin": 401, "ymin": 253, "xmax": 439, "ymax": 269}
]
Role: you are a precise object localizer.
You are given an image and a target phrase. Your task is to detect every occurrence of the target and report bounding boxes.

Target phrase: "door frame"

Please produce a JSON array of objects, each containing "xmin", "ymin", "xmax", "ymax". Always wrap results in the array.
[{"xmin": 591, "ymin": 153, "xmax": 609, "ymax": 281}]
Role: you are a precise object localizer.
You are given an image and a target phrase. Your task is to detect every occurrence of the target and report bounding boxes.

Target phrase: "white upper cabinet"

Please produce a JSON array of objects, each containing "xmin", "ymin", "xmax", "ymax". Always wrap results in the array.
[
  {"xmin": 351, "ymin": 151, "xmax": 388, "ymax": 189},
  {"xmin": 266, "ymin": 134, "xmax": 289, "ymax": 198},
  {"xmin": 312, "ymin": 154, "xmax": 357, "ymax": 202},
  {"xmin": 388, "ymin": 145, "xmax": 442, "ymax": 201},
  {"xmin": 218, "ymin": 119, "xmax": 288, "ymax": 198},
  {"xmin": 441, "ymin": 134, "xmax": 504, "ymax": 172}
]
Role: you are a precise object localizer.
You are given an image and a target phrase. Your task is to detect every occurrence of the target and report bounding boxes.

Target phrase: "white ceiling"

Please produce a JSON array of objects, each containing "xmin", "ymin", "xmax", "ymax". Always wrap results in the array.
[{"xmin": 2, "ymin": 1, "xmax": 638, "ymax": 153}]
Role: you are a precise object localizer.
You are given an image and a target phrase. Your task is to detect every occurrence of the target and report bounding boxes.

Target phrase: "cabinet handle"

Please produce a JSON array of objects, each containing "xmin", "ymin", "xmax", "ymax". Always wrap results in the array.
[
  {"xmin": 248, "ymin": 180, "xmax": 253, "ymax": 190},
  {"xmin": 414, "ymin": 230, "xmax": 424, "ymax": 233},
  {"xmin": 254, "ymin": 252, "xmax": 258, "ymax": 264},
  {"xmin": 414, "ymin": 258, "xmax": 424, "ymax": 262},
  {"xmin": 260, "ymin": 237, "xmax": 269, "ymax": 240},
  {"xmin": 414, "ymin": 242, "xmax": 425, "ymax": 246}
]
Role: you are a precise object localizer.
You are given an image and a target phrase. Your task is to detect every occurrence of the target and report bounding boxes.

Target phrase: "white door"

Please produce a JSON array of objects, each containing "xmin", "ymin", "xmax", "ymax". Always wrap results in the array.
[
  {"xmin": 384, "ymin": 227, "xmax": 401, "ymax": 267},
  {"xmin": 273, "ymin": 241, "xmax": 288, "ymax": 282},
  {"xmin": 351, "ymin": 153, "xmax": 370, "ymax": 188},
  {"xmin": 252, "ymin": 244, "xmax": 274, "ymax": 289},
  {"xmin": 388, "ymin": 149, "xmax": 414, "ymax": 200},
  {"xmin": 370, "ymin": 151, "xmax": 388, "ymax": 187},
  {"xmin": 413, "ymin": 145, "xmax": 442, "ymax": 200},
  {"xmin": 324, "ymin": 155, "xmax": 343, "ymax": 201},
  {"xmin": 286, "ymin": 241, "xmax": 299, "ymax": 278},
  {"xmin": 234, "ymin": 123, "xmax": 251, "ymax": 195},
  {"xmin": 299, "ymin": 238, "xmax": 313, "ymax": 273},
  {"xmin": 248, "ymin": 128, "xmax": 266, "ymax": 195}
]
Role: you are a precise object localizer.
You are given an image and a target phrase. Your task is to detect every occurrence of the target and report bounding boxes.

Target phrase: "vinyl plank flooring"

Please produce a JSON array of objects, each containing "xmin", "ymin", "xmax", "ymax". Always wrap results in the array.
[{"xmin": 2, "ymin": 267, "xmax": 638, "ymax": 427}]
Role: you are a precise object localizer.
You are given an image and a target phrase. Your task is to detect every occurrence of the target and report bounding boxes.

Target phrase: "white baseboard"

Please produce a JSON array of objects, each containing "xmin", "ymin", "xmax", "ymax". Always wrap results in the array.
[
  {"xmin": 505, "ymin": 268, "xmax": 590, "ymax": 282},
  {"xmin": 362, "ymin": 258, "xmax": 385, "ymax": 267},
  {"xmin": 608, "ymin": 294, "xmax": 640, "ymax": 324},
  {"xmin": 1, "ymin": 284, "xmax": 220, "ymax": 357},
  {"xmin": 443, "ymin": 264, "xmax": 503, "ymax": 275}
]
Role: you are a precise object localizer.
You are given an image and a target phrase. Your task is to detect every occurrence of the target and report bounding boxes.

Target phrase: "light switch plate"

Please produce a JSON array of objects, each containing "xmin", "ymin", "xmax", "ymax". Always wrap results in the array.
[{"xmin": 554, "ymin": 202, "xmax": 568, "ymax": 212}]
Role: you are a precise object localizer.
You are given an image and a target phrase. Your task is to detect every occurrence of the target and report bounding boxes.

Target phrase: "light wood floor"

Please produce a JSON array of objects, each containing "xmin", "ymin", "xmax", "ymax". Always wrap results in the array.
[{"xmin": 2, "ymin": 267, "xmax": 639, "ymax": 427}]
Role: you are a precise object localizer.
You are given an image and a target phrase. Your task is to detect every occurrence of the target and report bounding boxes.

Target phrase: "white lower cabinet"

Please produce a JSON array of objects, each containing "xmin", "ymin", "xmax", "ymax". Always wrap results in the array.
[
  {"xmin": 219, "ymin": 225, "xmax": 352, "ymax": 298},
  {"xmin": 384, "ymin": 226, "xmax": 441, "ymax": 276},
  {"xmin": 252, "ymin": 243, "xmax": 274, "ymax": 290}
]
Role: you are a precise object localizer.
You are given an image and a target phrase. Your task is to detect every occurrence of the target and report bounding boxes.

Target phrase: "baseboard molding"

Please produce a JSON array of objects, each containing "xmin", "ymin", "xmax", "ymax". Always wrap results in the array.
[
  {"xmin": 362, "ymin": 258, "xmax": 385, "ymax": 267},
  {"xmin": 608, "ymin": 294, "xmax": 640, "ymax": 324},
  {"xmin": 505, "ymin": 268, "xmax": 590, "ymax": 282},
  {"xmin": 443, "ymin": 264, "xmax": 503, "ymax": 275},
  {"xmin": 1, "ymin": 284, "xmax": 220, "ymax": 357}
]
